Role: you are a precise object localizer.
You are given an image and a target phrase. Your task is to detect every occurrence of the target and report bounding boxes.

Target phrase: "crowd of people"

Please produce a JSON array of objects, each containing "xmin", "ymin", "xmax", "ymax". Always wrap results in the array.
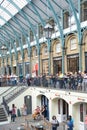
[
  {"xmin": 51, "ymin": 115, "xmax": 74, "ymax": 130},
  {"xmin": 25, "ymin": 70, "xmax": 87, "ymax": 92},
  {"xmin": 32, "ymin": 105, "xmax": 47, "ymax": 120},
  {"xmin": 1, "ymin": 70, "xmax": 87, "ymax": 93}
]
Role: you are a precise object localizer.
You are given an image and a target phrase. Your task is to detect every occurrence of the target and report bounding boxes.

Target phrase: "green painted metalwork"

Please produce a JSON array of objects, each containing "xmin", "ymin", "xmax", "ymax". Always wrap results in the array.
[
  {"xmin": 3, "ymin": 27, "xmax": 17, "ymax": 56},
  {"xmin": 0, "ymin": 5, "xmax": 26, "ymax": 37},
  {"xmin": 46, "ymin": 0, "xmax": 65, "ymax": 74},
  {"xmin": 2, "ymin": 0, "xmax": 27, "ymax": 55},
  {"xmin": 2, "ymin": 5, "xmax": 24, "ymax": 75},
  {"xmin": 2, "ymin": 28, "xmax": 18, "ymax": 74},
  {"xmin": 28, "ymin": 0, "xmax": 45, "ymax": 26},
  {"xmin": 19, "ymin": 10, "xmax": 39, "ymax": 76},
  {"xmin": 27, "ymin": 0, "xmax": 48, "ymax": 18},
  {"xmin": 20, "ymin": 9, "xmax": 40, "ymax": 63},
  {"xmin": 26, "ymin": 30, "xmax": 31, "ymax": 58},
  {"xmin": 24, "ymin": 1, "xmax": 46, "ymax": 75},
  {"xmin": 78, "ymin": 0, "xmax": 82, "ymax": 72},
  {"xmin": 40, "ymin": 0, "xmax": 52, "ymax": 18},
  {"xmin": 0, "ymin": 16, "xmax": 20, "ymax": 56},
  {"xmin": 52, "ymin": 0, "xmax": 63, "ymax": 10},
  {"xmin": 65, "ymin": 0, "xmax": 82, "ymax": 72},
  {"xmin": 36, "ymin": 24, "xmax": 40, "ymax": 75},
  {"xmin": 27, "ymin": 29, "xmax": 32, "ymax": 76},
  {"xmin": 0, "ymin": 18, "xmax": 23, "ymax": 75}
]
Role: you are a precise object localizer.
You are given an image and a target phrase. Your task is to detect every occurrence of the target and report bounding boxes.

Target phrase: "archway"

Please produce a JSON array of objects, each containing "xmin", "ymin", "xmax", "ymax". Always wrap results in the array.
[
  {"xmin": 73, "ymin": 102, "xmax": 87, "ymax": 130},
  {"xmin": 51, "ymin": 98, "xmax": 68, "ymax": 123},
  {"xmin": 37, "ymin": 94, "xmax": 49, "ymax": 120}
]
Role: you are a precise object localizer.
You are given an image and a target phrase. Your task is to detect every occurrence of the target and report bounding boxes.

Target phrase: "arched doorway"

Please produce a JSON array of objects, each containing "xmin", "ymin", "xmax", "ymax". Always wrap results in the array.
[
  {"xmin": 52, "ymin": 98, "xmax": 68, "ymax": 123},
  {"xmin": 24, "ymin": 95, "xmax": 32, "ymax": 114},
  {"xmin": 73, "ymin": 102, "xmax": 87, "ymax": 130},
  {"xmin": 41, "ymin": 95, "xmax": 49, "ymax": 120}
]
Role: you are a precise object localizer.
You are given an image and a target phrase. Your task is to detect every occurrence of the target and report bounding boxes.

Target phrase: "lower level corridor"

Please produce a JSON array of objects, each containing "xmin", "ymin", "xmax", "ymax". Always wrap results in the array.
[{"xmin": 0, "ymin": 114, "xmax": 66, "ymax": 130}]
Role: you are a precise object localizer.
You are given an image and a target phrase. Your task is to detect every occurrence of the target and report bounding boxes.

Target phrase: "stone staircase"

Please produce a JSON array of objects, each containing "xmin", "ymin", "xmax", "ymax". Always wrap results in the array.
[
  {"xmin": 0, "ymin": 105, "xmax": 9, "ymax": 125},
  {"xmin": 3, "ymin": 86, "xmax": 28, "ymax": 104},
  {"xmin": 0, "ymin": 86, "xmax": 28, "ymax": 125}
]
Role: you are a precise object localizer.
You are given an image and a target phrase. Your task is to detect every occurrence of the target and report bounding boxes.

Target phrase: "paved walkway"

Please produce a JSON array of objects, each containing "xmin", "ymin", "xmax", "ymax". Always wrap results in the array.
[{"xmin": 0, "ymin": 115, "xmax": 65, "ymax": 130}]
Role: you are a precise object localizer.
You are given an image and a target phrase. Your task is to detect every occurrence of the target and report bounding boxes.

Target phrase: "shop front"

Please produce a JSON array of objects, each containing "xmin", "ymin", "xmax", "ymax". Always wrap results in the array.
[
  {"xmin": 42, "ymin": 59, "xmax": 49, "ymax": 75},
  {"xmin": 53, "ymin": 57, "xmax": 62, "ymax": 75},
  {"xmin": 32, "ymin": 61, "xmax": 38, "ymax": 77},
  {"xmin": 67, "ymin": 54, "xmax": 79, "ymax": 73},
  {"xmin": 25, "ymin": 62, "xmax": 30, "ymax": 75}
]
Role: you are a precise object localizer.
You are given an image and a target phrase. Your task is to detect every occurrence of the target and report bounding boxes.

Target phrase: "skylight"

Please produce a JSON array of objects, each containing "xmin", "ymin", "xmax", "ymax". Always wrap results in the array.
[{"xmin": 0, "ymin": 0, "xmax": 28, "ymax": 27}]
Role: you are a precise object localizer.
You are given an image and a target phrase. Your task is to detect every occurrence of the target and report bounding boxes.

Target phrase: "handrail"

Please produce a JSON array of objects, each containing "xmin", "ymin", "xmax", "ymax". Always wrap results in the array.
[{"xmin": 3, "ymin": 86, "xmax": 27, "ymax": 103}]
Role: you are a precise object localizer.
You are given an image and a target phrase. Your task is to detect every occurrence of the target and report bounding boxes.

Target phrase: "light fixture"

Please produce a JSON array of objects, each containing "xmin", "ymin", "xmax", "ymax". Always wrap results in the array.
[
  {"xmin": 44, "ymin": 23, "xmax": 53, "ymax": 39},
  {"xmin": 44, "ymin": 23, "xmax": 53, "ymax": 75}
]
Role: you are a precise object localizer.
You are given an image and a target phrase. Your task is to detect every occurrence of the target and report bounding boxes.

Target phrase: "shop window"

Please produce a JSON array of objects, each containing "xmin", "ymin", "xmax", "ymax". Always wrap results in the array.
[
  {"xmin": 63, "ymin": 100, "xmax": 66, "ymax": 114},
  {"xmin": 58, "ymin": 99, "xmax": 60, "ymax": 114},
  {"xmin": 42, "ymin": 59, "xmax": 48, "ymax": 75},
  {"xmin": 25, "ymin": 62, "xmax": 30, "ymax": 75},
  {"xmin": 67, "ymin": 56, "xmax": 79, "ymax": 73},
  {"xmin": 70, "ymin": 38, "xmax": 77, "ymax": 50},
  {"xmin": 80, "ymin": 104, "xmax": 83, "ymax": 122},
  {"xmin": 56, "ymin": 43, "xmax": 61, "ymax": 53}
]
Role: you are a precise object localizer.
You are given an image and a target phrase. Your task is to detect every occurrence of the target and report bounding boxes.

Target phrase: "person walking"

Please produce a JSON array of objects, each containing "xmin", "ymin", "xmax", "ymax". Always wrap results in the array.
[
  {"xmin": 51, "ymin": 115, "xmax": 59, "ymax": 130},
  {"xmin": 85, "ymin": 115, "xmax": 87, "ymax": 130},
  {"xmin": 66, "ymin": 115, "xmax": 74, "ymax": 130},
  {"xmin": 22, "ymin": 104, "xmax": 27, "ymax": 120},
  {"xmin": 11, "ymin": 104, "xmax": 16, "ymax": 122}
]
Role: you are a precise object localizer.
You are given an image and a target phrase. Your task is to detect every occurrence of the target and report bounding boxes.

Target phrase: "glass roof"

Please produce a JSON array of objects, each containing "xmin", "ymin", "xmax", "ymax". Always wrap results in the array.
[{"xmin": 0, "ymin": 0, "xmax": 28, "ymax": 26}]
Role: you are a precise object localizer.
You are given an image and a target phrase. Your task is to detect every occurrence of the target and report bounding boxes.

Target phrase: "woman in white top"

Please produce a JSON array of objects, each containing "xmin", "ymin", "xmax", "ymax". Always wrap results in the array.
[
  {"xmin": 23, "ymin": 104, "xmax": 27, "ymax": 116},
  {"xmin": 51, "ymin": 115, "xmax": 59, "ymax": 130}
]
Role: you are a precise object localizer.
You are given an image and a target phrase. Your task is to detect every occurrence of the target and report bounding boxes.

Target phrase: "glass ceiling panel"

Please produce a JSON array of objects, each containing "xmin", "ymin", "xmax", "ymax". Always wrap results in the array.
[
  {"xmin": 0, "ymin": 0, "xmax": 28, "ymax": 27},
  {"xmin": 0, "ymin": 19, "xmax": 5, "ymax": 26},
  {"xmin": 1, "ymin": 11, "xmax": 10, "ymax": 20}
]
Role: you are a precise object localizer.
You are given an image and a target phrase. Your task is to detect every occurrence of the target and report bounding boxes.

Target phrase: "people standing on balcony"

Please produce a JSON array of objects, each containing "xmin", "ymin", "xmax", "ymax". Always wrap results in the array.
[
  {"xmin": 26, "ymin": 73, "xmax": 31, "ymax": 86},
  {"xmin": 77, "ymin": 71, "xmax": 83, "ymax": 90},
  {"xmin": 82, "ymin": 70, "xmax": 87, "ymax": 91}
]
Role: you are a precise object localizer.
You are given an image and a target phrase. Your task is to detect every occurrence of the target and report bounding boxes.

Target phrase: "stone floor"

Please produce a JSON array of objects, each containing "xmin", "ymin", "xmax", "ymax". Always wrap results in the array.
[{"xmin": 0, "ymin": 115, "xmax": 65, "ymax": 130}]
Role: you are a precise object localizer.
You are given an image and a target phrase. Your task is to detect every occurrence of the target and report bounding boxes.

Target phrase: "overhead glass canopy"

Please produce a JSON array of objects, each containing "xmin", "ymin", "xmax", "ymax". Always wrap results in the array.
[{"xmin": 0, "ymin": 0, "xmax": 28, "ymax": 26}]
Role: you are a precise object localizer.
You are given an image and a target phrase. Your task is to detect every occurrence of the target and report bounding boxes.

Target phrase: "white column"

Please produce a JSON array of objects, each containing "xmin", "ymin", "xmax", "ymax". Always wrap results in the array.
[
  {"xmin": 49, "ymin": 99, "xmax": 52, "ymax": 121},
  {"xmin": 68, "ymin": 103, "xmax": 73, "ymax": 116}
]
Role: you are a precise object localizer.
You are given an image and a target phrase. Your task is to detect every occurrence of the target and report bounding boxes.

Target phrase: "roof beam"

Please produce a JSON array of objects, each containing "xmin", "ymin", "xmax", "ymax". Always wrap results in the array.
[
  {"xmin": 52, "ymin": 0, "xmax": 63, "ymax": 10},
  {"xmin": 28, "ymin": 0, "xmax": 45, "ymax": 26}
]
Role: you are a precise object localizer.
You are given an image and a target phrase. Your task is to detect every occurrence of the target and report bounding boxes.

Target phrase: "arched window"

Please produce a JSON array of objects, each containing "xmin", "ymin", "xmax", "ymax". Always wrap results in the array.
[
  {"xmin": 55, "ymin": 42, "xmax": 61, "ymax": 53},
  {"xmin": 70, "ymin": 38, "xmax": 77, "ymax": 50},
  {"xmin": 33, "ymin": 48, "xmax": 37, "ymax": 56},
  {"xmin": 44, "ymin": 46, "xmax": 48, "ymax": 55}
]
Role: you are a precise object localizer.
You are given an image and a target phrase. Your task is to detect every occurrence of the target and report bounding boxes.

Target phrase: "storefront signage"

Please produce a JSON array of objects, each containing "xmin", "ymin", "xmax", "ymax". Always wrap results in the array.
[
  {"xmin": 55, "ymin": 93, "xmax": 60, "ymax": 96},
  {"xmin": 67, "ymin": 54, "xmax": 78, "ymax": 58},
  {"xmin": 39, "ymin": 91, "xmax": 45, "ymax": 94},
  {"xmin": 53, "ymin": 57, "xmax": 62, "ymax": 60},
  {"xmin": 77, "ymin": 97, "xmax": 85, "ymax": 101}
]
